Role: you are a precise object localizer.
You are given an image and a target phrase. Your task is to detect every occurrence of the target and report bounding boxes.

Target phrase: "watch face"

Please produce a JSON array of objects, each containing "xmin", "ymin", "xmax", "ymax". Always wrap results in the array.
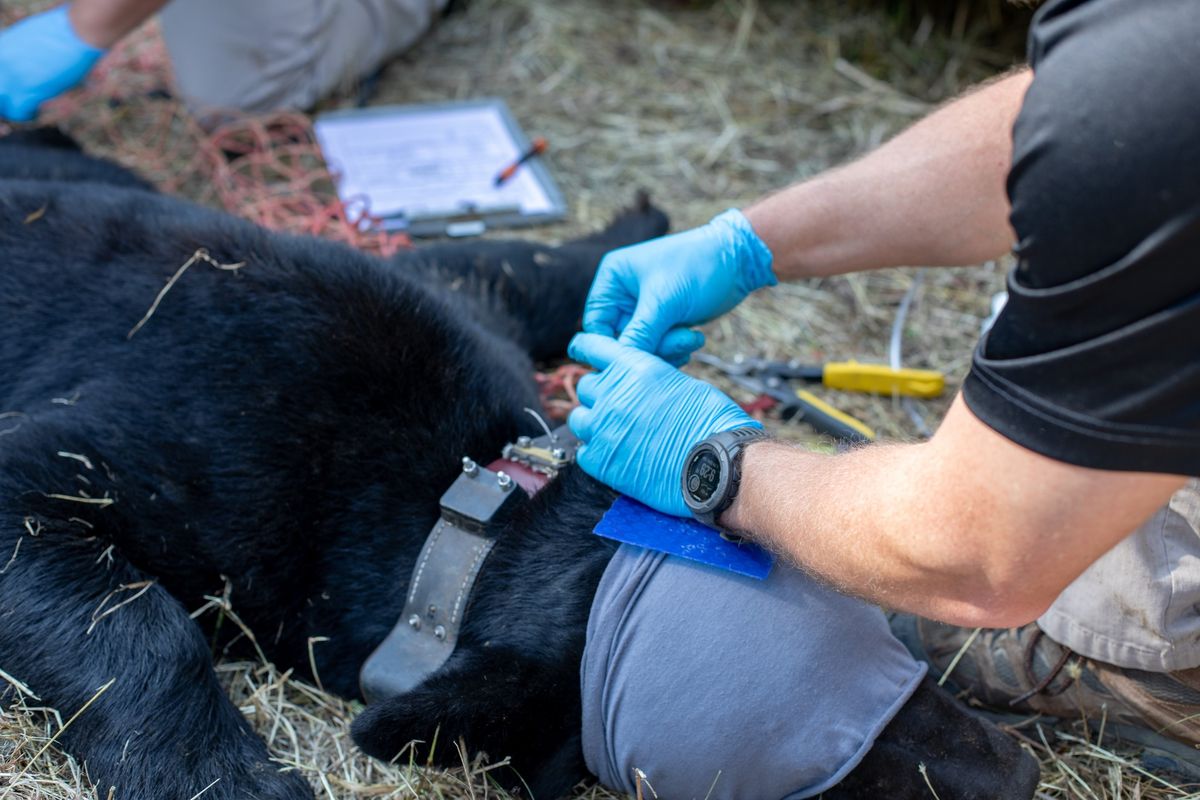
[{"xmin": 685, "ymin": 448, "xmax": 723, "ymax": 503}]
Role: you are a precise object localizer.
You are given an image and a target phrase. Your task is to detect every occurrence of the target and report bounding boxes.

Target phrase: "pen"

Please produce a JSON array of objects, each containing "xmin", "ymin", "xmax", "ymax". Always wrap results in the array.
[{"xmin": 494, "ymin": 137, "xmax": 548, "ymax": 187}]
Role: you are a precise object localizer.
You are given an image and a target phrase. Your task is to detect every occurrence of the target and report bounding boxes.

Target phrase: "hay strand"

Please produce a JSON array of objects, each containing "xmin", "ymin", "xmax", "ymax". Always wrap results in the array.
[{"xmin": 127, "ymin": 248, "xmax": 245, "ymax": 339}]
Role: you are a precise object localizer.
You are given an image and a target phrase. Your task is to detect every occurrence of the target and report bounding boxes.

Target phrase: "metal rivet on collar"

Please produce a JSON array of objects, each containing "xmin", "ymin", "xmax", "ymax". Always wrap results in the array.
[{"xmin": 361, "ymin": 427, "xmax": 580, "ymax": 704}]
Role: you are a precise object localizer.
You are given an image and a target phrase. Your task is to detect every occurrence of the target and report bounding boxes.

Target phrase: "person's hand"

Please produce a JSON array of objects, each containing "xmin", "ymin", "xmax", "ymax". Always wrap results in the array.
[
  {"xmin": 582, "ymin": 208, "xmax": 776, "ymax": 359},
  {"xmin": 0, "ymin": 6, "xmax": 105, "ymax": 122},
  {"xmin": 568, "ymin": 333, "xmax": 761, "ymax": 517}
]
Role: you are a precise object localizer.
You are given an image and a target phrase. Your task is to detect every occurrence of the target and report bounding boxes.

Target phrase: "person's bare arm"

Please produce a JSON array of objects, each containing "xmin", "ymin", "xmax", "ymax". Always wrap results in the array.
[
  {"xmin": 68, "ymin": 0, "xmax": 168, "ymax": 48},
  {"xmin": 722, "ymin": 396, "xmax": 1186, "ymax": 627},
  {"xmin": 745, "ymin": 68, "xmax": 1032, "ymax": 279},
  {"xmin": 576, "ymin": 66, "xmax": 1179, "ymax": 626}
]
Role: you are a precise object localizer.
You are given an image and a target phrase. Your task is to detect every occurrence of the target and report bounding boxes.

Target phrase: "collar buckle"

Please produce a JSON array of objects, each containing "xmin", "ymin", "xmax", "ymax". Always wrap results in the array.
[{"xmin": 501, "ymin": 424, "xmax": 580, "ymax": 478}]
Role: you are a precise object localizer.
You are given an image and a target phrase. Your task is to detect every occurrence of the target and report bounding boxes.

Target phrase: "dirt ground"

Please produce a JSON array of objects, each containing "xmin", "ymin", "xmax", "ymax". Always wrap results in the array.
[{"xmin": 2, "ymin": 0, "xmax": 1196, "ymax": 798}]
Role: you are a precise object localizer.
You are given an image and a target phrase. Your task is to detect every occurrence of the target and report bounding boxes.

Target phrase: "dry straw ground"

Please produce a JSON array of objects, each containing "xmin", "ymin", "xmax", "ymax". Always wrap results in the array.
[{"xmin": 2, "ymin": 0, "xmax": 1197, "ymax": 798}]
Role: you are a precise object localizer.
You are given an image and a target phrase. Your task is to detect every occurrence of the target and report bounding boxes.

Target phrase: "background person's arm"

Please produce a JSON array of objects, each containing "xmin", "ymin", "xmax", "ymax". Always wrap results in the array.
[
  {"xmin": 746, "ymin": 68, "xmax": 1031, "ymax": 278},
  {"xmin": 722, "ymin": 396, "xmax": 1186, "ymax": 627},
  {"xmin": 69, "ymin": 0, "xmax": 168, "ymax": 48},
  {"xmin": 0, "ymin": 0, "xmax": 167, "ymax": 121}
]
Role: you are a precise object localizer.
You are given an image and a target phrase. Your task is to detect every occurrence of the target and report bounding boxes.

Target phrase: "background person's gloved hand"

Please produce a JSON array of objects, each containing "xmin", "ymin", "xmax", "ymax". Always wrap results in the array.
[
  {"xmin": 582, "ymin": 208, "xmax": 776, "ymax": 359},
  {"xmin": 0, "ymin": 6, "xmax": 105, "ymax": 122},
  {"xmin": 568, "ymin": 333, "xmax": 761, "ymax": 518}
]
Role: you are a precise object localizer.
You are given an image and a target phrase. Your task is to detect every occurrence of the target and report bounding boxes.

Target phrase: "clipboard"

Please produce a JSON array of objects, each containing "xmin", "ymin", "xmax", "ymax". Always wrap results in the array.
[{"xmin": 314, "ymin": 99, "xmax": 567, "ymax": 237}]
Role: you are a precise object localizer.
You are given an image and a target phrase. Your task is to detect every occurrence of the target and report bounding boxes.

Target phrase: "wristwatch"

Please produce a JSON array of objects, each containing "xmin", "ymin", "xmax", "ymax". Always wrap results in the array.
[{"xmin": 681, "ymin": 427, "xmax": 769, "ymax": 529}]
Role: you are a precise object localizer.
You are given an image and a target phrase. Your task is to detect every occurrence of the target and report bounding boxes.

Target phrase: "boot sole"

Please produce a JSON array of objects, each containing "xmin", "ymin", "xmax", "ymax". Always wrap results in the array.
[
  {"xmin": 1099, "ymin": 721, "xmax": 1200, "ymax": 784},
  {"xmin": 959, "ymin": 705, "xmax": 1200, "ymax": 785}
]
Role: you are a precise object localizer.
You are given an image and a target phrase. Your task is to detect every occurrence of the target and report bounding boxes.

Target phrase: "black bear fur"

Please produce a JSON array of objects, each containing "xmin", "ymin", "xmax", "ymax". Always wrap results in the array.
[{"xmin": 0, "ymin": 128, "xmax": 1038, "ymax": 799}]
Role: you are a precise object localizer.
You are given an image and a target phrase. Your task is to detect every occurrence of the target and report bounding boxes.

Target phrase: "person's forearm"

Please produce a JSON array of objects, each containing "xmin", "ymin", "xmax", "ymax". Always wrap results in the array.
[
  {"xmin": 68, "ymin": 0, "xmax": 167, "ymax": 48},
  {"xmin": 744, "ymin": 68, "xmax": 1032, "ymax": 279},
  {"xmin": 723, "ymin": 438, "xmax": 1024, "ymax": 624},
  {"xmin": 720, "ymin": 396, "xmax": 1184, "ymax": 626}
]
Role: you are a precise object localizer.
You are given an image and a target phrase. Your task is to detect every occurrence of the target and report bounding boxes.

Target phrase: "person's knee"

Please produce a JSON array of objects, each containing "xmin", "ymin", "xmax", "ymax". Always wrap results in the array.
[
  {"xmin": 158, "ymin": 0, "xmax": 311, "ymax": 113},
  {"xmin": 1006, "ymin": 0, "xmax": 1200, "ymax": 284},
  {"xmin": 159, "ymin": 0, "xmax": 448, "ymax": 114}
]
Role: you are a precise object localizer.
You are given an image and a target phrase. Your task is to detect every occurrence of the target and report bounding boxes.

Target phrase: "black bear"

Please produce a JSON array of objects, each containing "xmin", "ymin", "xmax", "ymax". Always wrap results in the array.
[{"xmin": 0, "ymin": 129, "xmax": 1038, "ymax": 799}]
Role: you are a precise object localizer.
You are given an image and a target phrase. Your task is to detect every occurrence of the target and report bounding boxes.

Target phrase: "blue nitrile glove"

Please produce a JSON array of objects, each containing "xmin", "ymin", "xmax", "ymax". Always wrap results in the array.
[
  {"xmin": 582, "ymin": 208, "xmax": 776, "ymax": 359},
  {"xmin": 568, "ymin": 332, "xmax": 761, "ymax": 518},
  {"xmin": 0, "ymin": 6, "xmax": 106, "ymax": 122},
  {"xmin": 655, "ymin": 326, "xmax": 708, "ymax": 368}
]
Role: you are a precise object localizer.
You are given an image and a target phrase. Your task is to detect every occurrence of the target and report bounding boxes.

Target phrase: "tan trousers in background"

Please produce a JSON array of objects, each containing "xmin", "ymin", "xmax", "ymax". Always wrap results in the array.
[
  {"xmin": 159, "ymin": 0, "xmax": 448, "ymax": 114},
  {"xmin": 1041, "ymin": 480, "xmax": 1200, "ymax": 673}
]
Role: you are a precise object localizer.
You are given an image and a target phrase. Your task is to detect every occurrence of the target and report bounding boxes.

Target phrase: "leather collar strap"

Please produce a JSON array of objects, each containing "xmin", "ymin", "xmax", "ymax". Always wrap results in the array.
[
  {"xmin": 360, "ymin": 425, "xmax": 579, "ymax": 704},
  {"xmin": 359, "ymin": 515, "xmax": 498, "ymax": 702}
]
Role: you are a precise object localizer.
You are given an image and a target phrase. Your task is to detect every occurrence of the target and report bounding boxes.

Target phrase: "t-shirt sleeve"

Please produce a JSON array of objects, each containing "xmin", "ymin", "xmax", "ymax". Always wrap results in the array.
[
  {"xmin": 962, "ymin": 215, "xmax": 1200, "ymax": 476},
  {"xmin": 965, "ymin": 0, "xmax": 1200, "ymax": 476}
]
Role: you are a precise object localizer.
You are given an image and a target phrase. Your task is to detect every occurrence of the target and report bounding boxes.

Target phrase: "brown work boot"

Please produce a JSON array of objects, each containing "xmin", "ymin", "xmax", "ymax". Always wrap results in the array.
[{"xmin": 890, "ymin": 615, "xmax": 1200, "ymax": 778}]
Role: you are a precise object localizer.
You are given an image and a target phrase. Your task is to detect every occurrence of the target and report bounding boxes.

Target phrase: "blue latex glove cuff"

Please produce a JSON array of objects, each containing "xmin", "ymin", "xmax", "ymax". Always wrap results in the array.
[
  {"xmin": 710, "ymin": 208, "xmax": 778, "ymax": 295},
  {"xmin": 0, "ymin": 6, "xmax": 105, "ymax": 121}
]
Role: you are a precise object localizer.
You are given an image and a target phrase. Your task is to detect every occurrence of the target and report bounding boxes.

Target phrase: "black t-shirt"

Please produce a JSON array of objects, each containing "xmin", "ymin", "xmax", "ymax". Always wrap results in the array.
[{"xmin": 960, "ymin": 0, "xmax": 1200, "ymax": 476}]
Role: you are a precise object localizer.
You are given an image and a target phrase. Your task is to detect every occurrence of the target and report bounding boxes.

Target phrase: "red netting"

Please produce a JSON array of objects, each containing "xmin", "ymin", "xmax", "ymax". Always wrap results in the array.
[
  {"xmin": 536, "ymin": 363, "xmax": 589, "ymax": 422},
  {"xmin": 2, "ymin": 14, "xmax": 584, "ymax": 419},
  {"xmin": 11, "ymin": 18, "xmax": 411, "ymax": 257}
]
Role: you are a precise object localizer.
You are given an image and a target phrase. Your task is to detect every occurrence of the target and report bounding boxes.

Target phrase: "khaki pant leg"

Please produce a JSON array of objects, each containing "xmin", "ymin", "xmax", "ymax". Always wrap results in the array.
[
  {"xmin": 1039, "ymin": 480, "xmax": 1200, "ymax": 672},
  {"xmin": 159, "ymin": 0, "xmax": 448, "ymax": 114}
]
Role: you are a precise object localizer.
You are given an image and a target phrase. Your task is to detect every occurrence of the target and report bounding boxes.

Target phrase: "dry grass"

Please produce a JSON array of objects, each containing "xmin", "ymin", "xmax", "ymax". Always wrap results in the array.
[{"xmin": 3, "ymin": 0, "xmax": 1198, "ymax": 797}]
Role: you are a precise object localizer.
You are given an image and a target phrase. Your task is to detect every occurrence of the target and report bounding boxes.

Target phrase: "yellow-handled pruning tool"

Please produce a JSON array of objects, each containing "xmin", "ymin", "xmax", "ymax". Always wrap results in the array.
[
  {"xmin": 700, "ymin": 354, "xmax": 944, "ymax": 398},
  {"xmin": 695, "ymin": 353, "xmax": 946, "ymax": 445}
]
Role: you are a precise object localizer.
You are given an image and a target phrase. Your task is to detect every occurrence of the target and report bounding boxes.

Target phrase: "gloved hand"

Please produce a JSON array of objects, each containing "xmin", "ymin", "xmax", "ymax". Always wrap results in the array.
[
  {"xmin": 0, "ymin": 6, "xmax": 105, "ymax": 122},
  {"xmin": 568, "ymin": 332, "xmax": 761, "ymax": 518},
  {"xmin": 582, "ymin": 208, "xmax": 776, "ymax": 359}
]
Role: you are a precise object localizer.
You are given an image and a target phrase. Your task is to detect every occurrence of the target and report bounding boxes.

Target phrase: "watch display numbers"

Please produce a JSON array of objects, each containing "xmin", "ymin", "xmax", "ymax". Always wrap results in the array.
[{"xmin": 687, "ymin": 449, "xmax": 722, "ymax": 503}]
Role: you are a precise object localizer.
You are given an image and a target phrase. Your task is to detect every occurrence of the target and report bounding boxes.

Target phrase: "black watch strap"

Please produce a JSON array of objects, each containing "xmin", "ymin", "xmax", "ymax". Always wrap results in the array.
[{"xmin": 683, "ymin": 427, "xmax": 769, "ymax": 528}]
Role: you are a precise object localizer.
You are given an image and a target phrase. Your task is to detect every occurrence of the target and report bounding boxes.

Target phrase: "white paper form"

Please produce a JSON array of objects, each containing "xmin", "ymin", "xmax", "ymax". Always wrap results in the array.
[{"xmin": 314, "ymin": 103, "xmax": 556, "ymax": 223}]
